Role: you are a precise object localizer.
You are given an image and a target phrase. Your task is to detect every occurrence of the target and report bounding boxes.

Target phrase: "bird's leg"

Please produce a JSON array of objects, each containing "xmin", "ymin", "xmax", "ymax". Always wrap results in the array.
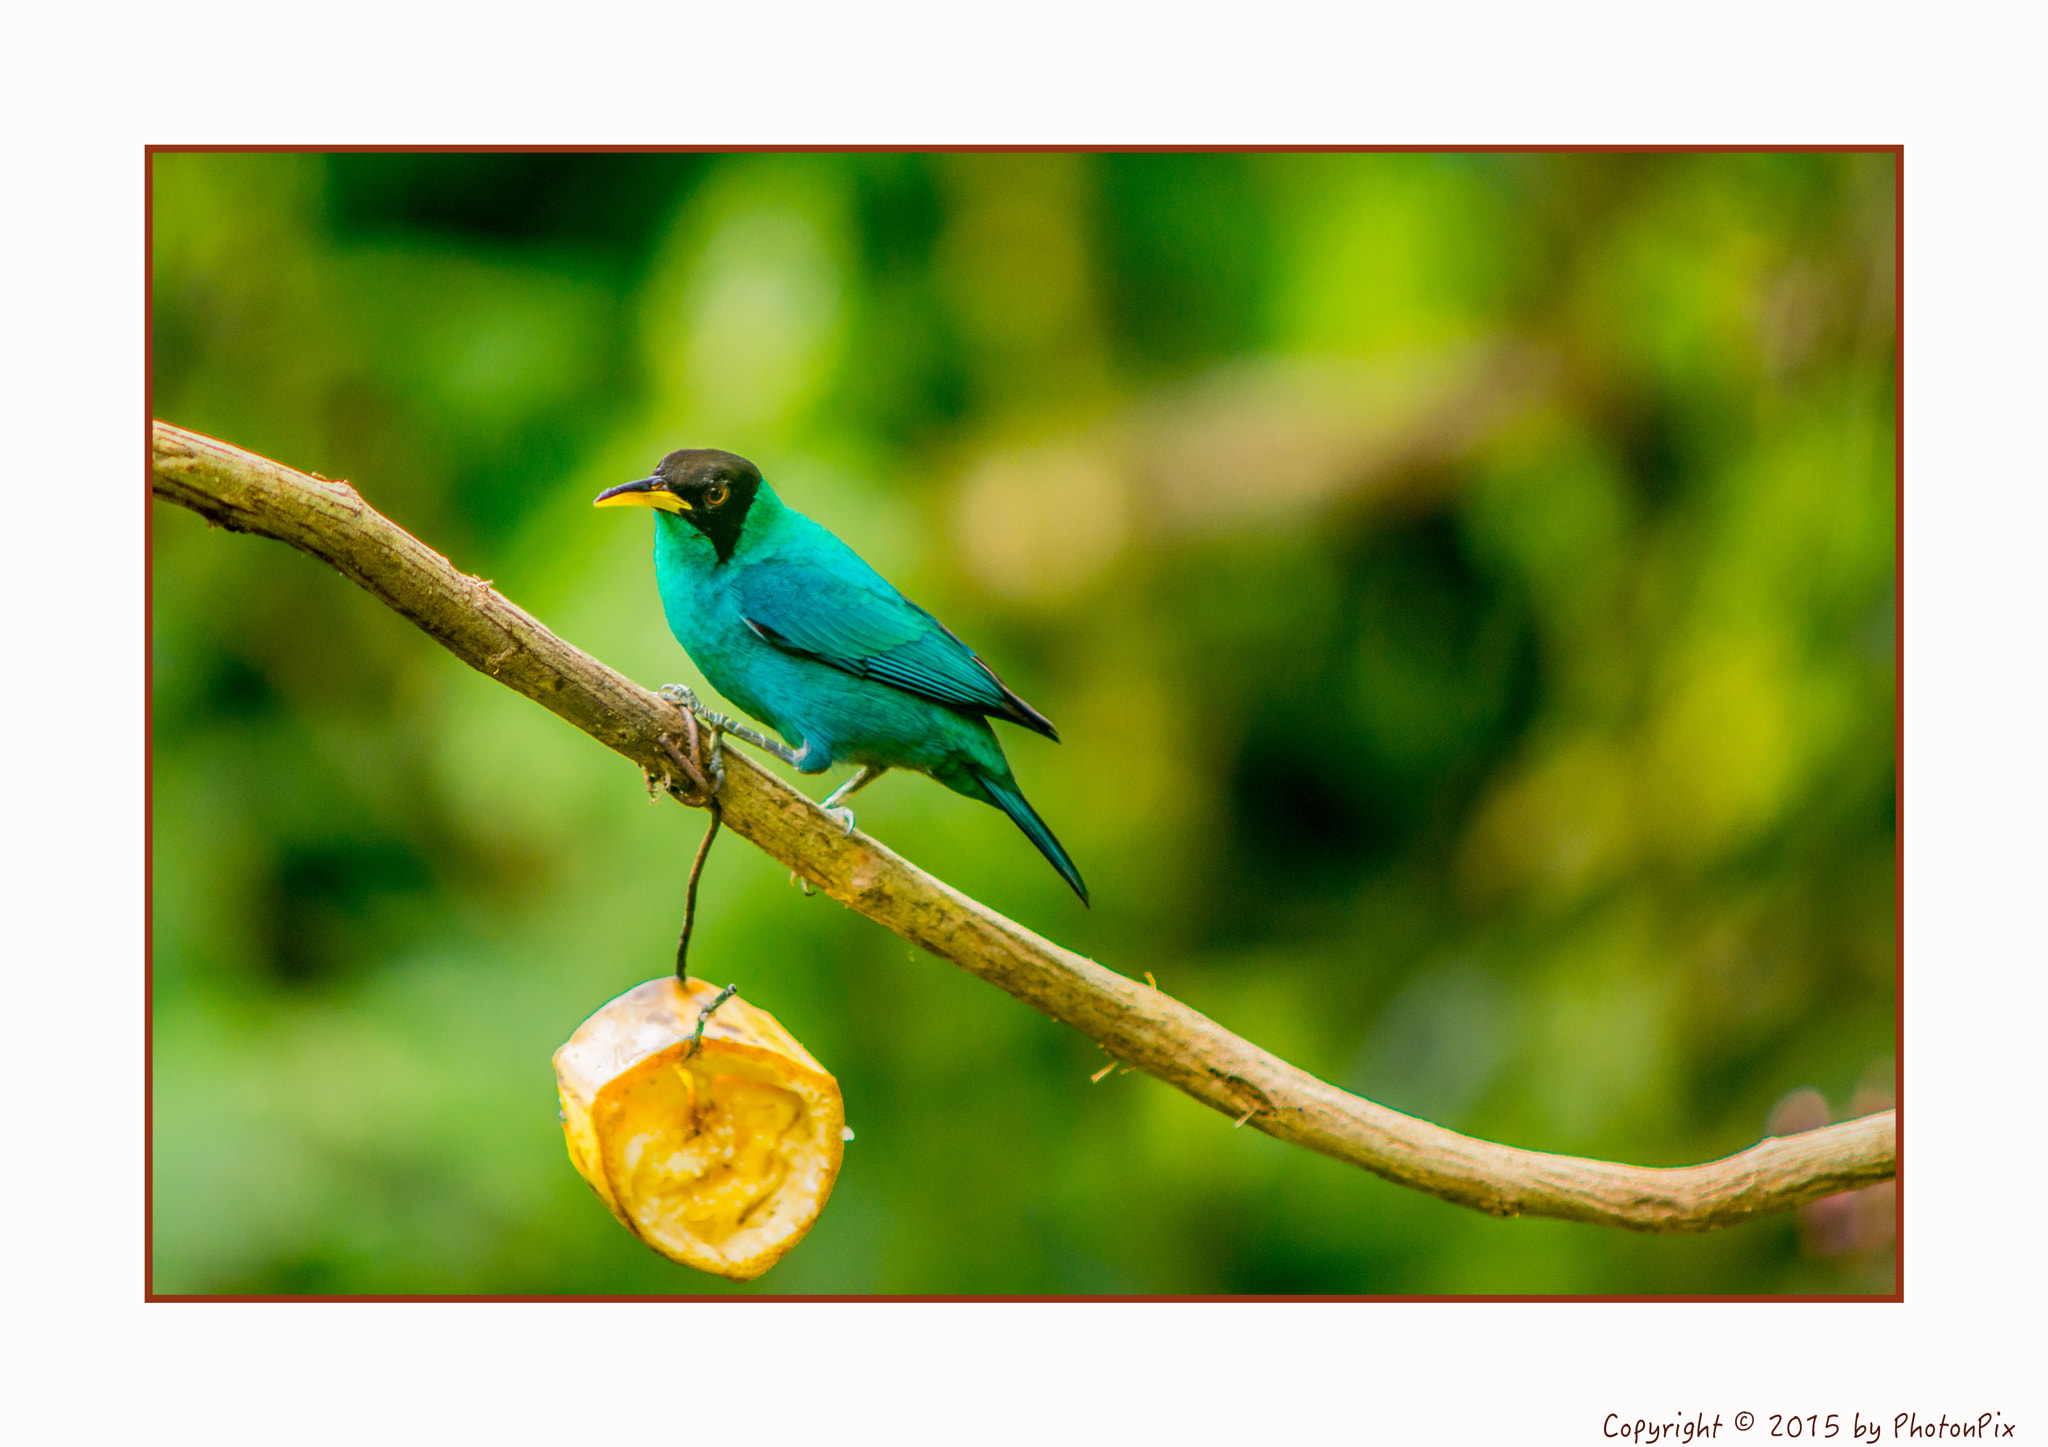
[
  {"xmin": 819, "ymin": 766, "xmax": 888, "ymax": 837},
  {"xmin": 658, "ymin": 684, "xmax": 804, "ymax": 769}
]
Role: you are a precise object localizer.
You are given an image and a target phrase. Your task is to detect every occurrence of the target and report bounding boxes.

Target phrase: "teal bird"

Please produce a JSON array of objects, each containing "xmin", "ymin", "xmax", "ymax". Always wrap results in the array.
[{"xmin": 596, "ymin": 449, "xmax": 1088, "ymax": 904}]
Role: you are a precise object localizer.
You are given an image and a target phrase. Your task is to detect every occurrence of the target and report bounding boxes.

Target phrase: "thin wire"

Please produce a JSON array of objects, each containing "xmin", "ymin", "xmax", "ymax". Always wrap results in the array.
[
  {"xmin": 675, "ymin": 801, "xmax": 722, "ymax": 980},
  {"xmin": 682, "ymin": 981, "xmax": 739, "ymax": 1060}
]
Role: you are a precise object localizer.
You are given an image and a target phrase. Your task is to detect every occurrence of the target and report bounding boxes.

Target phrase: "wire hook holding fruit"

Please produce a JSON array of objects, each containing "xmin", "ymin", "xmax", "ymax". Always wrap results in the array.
[
  {"xmin": 681, "ymin": 981, "xmax": 739, "ymax": 1060},
  {"xmin": 673, "ymin": 802, "xmax": 722, "ymax": 980}
]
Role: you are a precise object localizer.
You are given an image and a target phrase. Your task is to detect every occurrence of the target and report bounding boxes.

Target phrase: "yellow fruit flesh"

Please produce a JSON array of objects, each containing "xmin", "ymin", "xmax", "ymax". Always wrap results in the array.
[
  {"xmin": 556, "ymin": 977, "xmax": 844, "ymax": 1280},
  {"xmin": 607, "ymin": 1064, "xmax": 804, "ymax": 1248}
]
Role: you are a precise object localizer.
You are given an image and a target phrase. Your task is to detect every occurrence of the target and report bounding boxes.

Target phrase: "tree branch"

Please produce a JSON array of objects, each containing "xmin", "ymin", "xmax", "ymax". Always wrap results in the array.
[{"xmin": 150, "ymin": 421, "xmax": 1897, "ymax": 1233}]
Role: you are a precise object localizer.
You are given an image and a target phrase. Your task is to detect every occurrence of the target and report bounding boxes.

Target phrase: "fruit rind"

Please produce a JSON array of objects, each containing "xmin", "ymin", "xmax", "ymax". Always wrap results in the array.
[{"xmin": 554, "ymin": 977, "xmax": 844, "ymax": 1281}]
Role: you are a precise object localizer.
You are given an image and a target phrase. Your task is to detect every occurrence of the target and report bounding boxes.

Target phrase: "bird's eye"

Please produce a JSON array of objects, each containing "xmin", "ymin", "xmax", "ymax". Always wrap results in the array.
[{"xmin": 705, "ymin": 484, "xmax": 730, "ymax": 508}]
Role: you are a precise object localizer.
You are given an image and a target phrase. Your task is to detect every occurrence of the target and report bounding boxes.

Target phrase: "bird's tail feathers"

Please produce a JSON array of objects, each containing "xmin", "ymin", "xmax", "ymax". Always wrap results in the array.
[{"xmin": 971, "ymin": 766, "xmax": 1089, "ymax": 906}]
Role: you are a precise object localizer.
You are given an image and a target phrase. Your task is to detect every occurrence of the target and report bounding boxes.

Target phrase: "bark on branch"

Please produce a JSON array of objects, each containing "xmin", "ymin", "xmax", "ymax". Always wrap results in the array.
[{"xmin": 150, "ymin": 421, "xmax": 1898, "ymax": 1233}]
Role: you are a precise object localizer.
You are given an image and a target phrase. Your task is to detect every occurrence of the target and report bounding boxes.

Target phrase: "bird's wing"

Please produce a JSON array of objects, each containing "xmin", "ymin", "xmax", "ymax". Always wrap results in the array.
[{"xmin": 734, "ymin": 556, "xmax": 1059, "ymax": 740}]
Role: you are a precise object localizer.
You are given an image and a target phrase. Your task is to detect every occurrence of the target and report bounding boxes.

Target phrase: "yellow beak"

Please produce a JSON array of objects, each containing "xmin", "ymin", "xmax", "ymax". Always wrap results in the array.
[{"xmin": 594, "ymin": 478, "xmax": 689, "ymax": 512}]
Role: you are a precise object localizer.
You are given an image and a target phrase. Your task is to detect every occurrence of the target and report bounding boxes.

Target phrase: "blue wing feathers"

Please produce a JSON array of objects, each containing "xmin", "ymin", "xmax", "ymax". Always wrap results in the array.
[{"xmin": 736, "ymin": 546, "xmax": 1059, "ymax": 740}]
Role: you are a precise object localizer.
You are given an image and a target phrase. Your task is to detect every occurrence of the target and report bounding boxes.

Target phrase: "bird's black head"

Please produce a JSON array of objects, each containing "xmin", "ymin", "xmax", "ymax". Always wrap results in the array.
[{"xmin": 593, "ymin": 449, "xmax": 763, "ymax": 562}]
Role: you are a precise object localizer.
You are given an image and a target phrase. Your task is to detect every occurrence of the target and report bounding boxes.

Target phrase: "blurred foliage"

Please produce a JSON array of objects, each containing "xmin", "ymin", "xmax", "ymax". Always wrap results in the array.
[{"xmin": 150, "ymin": 151, "xmax": 1896, "ymax": 1295}]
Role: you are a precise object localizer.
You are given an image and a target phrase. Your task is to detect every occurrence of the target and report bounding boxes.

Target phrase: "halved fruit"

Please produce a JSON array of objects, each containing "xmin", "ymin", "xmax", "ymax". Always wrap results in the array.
[{"xmin": 554, "ymin": 976, "xmax": 845, "ymax": 1281}]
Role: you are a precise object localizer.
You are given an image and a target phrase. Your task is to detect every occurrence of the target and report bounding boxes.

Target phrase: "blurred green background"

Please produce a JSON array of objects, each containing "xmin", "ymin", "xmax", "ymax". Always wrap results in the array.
[{"xmin": 150, "ymin": 151, "xmax": 1896, "ymax": 1295}]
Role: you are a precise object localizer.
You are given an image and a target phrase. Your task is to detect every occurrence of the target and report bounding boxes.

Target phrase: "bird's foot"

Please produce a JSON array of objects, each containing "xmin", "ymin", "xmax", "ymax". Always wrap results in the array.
[
  {"xmin": 659, "ymin": 683, "xmax": 737, "ymax": 734},
  {"xmin": 652, "ymin": 688, "xmax": 727, "ymax": 803},
  {"xmin": 817, "ymin": 765, "xmax": 883, "ymax": 836},
  {"xmin": 659, "ymin": 684, "xmax": 804, "ymax": 768}
]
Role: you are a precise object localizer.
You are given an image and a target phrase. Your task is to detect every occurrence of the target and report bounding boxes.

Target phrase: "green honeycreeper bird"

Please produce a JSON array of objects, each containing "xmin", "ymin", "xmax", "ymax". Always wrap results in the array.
[{"xmin": 596, "ymin": 449, "xmax": 1088, "ymax": 905}]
